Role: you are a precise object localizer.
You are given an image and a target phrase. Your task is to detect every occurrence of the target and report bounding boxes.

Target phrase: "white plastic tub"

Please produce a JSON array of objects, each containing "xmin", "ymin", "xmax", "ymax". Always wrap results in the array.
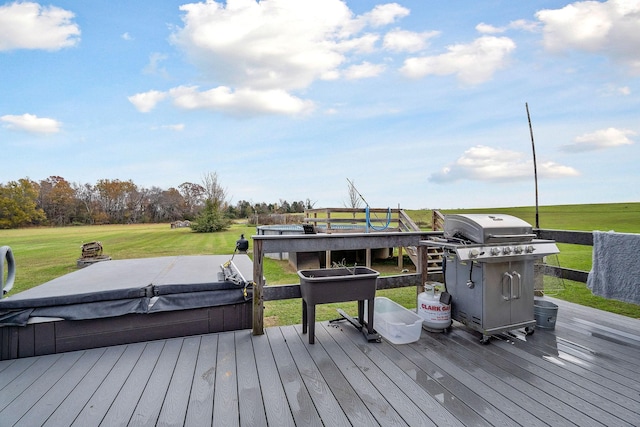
[{"xmin": 372, "ymin": 297, "xmax": 423, "ymax": 344}]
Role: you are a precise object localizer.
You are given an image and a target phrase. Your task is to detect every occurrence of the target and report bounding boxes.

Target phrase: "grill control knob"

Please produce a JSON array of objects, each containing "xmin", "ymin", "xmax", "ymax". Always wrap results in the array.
[
  {"xmin": 513, "ymin": 246, "xmax": 523, "ymax": 254},
  {"xmin": 490, "ymin": 247, "xmax": 501, "ymax": 256},
  {"xmin": 525, "ymin": 245, "xmax": 535, "ymax": 253},
  {"xmin": 502, "ymin": 246, "xmax": 512, "ymax": 255},
  {"xmin": 469, "ymin": 249, "xmax": 480, "ymax": 258}
]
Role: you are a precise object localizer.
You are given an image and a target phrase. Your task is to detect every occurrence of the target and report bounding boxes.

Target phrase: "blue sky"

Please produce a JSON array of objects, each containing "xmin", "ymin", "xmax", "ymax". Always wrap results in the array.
[{"xmin": 1, "ymin": 0, "xmax": 638, "ymax": 209}]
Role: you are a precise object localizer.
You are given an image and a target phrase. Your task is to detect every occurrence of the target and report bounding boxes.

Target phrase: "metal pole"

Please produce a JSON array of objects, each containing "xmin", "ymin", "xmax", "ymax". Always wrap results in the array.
[{"xmin": 526, "ymin": 102, "xmax": 540, "ymax": 229}]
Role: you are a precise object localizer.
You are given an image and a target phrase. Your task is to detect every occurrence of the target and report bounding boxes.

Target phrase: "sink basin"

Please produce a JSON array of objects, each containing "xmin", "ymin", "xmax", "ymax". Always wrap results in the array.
[
  {"xmin": 297, "ymin": 267, "xmax": 379, "ymax": 304},
  {"xmin": 298, "ymin": 267, "xmax": 379, "ymax": 344}
]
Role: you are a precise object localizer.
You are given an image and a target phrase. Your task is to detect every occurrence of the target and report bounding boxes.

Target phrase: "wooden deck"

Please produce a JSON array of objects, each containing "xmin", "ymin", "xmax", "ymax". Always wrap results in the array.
[{"xmin": 1, "ymin": 297, "xmax": 639, "ymax": 426}]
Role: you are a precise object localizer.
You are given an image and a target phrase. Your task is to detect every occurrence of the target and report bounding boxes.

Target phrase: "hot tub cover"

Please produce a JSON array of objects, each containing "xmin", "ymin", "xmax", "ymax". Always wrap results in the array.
[{"xmin": 0, "ymin": 255, "xmax": 254, "ymax": 326}]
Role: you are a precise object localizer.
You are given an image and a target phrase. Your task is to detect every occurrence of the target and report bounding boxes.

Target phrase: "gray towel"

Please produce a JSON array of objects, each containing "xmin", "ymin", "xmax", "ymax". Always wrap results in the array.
[{"xmin": 587, "ymin": 231, "xmax": 640, "ymax": 304}]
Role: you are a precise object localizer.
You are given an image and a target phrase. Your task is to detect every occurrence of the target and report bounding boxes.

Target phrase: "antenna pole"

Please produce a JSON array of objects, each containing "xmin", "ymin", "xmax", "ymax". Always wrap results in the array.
[{"xmin": 526, "ymin": 102, "xmax": 540, "ymax": 229}]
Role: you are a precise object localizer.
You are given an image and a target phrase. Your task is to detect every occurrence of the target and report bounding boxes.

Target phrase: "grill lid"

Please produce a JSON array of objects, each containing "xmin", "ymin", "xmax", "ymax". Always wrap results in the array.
[{"xmin": 444, "ymin": 214, "xmax": 535, "ymax": 244}]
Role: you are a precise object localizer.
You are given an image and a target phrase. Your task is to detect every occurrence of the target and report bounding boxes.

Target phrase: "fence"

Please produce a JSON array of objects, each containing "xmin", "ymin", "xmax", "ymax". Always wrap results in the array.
[{"xmin": 249, "ymin": 227, "xmax": 598, "ymax": 335}]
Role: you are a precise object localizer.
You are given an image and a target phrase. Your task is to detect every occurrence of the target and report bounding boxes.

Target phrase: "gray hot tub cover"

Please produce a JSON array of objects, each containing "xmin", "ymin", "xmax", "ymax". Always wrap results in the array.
[{"xmin": 0, "ymin": 255, "xmax": 254, "ymax": 326}]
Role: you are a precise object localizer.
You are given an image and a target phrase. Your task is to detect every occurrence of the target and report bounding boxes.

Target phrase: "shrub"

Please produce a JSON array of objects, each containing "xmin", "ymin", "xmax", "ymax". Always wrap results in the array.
[{"xmin": 191, "ymin": 200, "xmax": 231, "ymax": 233}]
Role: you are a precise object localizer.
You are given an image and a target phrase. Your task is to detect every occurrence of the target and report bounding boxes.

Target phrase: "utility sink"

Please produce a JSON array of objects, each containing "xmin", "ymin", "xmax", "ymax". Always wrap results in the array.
[
  {"xmin": 297, "ymin": 267, "xmax": 379, "ymax": 344},
  {"xmin": 298, "ymin": 267, "xmax": 379, "ymax": 303}
]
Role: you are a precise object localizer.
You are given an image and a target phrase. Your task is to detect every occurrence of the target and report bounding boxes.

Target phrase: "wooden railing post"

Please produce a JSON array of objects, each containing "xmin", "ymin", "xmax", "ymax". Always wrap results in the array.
[
  {"xmin": 252, "ymin": 239, "xmax": 264, "ymax": 335},
  {"xmin": 418, "ymin": 244, "xmax": 429, "ymax": 296}
]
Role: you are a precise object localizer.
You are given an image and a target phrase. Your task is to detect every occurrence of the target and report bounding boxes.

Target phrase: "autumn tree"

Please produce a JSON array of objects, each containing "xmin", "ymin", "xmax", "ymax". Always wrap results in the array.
[
  {"xmin": 95, "ymin": 179, "xmax": 137, "ymax": 224},
  {"xmin": 146, "ymin": 187, "xmax": 186, "ymax": 222},
  {"xmin": 73, "ymin": 182, "xmax": 100, "ymax": 224},
  {"xmin": 178, "ymin": 182, "xmax": 205, "ymax": 219},
  {"xmin": 38, "ymin": 176, "xmax": 76, "ymax": 225},
  {"xmin": 0, "ymin": 179, "xmax": 46, "ymax": 228}
]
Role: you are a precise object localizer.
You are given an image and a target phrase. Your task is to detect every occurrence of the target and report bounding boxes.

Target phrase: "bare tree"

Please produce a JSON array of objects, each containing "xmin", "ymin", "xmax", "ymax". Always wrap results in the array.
[
  {"xmin": 345, "ymin": 179, "xmax": 362, "ymax": 209},
  {"xmin": 178, "ymin": 182, "xmax": 205, "ymax": 218},
  {"xmin": 73, "ymin": 182, "xmax": 97, "ymax": 224},
  {"xmin": 201, "ymin": 172, "xmax": 228, "ymax": 210}
]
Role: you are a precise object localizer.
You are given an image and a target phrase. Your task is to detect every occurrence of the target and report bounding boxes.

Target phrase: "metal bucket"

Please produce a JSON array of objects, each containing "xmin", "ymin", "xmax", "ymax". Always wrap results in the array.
[{"xmin": 534, "ymin": 300, "xmax": 558, "ymax": 330}]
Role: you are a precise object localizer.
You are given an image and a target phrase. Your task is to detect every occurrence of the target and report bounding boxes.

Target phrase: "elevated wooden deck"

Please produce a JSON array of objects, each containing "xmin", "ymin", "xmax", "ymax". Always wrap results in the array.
[{"xmin": 1, "ymin": 297, "xmax": 639, "ymax": 426}]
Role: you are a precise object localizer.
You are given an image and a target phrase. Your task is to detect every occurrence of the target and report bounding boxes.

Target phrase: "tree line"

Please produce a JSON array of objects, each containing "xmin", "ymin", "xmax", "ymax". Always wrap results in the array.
[{"xmin": 0, "ymin": 174, "xmax": 314, "ymax": 229}]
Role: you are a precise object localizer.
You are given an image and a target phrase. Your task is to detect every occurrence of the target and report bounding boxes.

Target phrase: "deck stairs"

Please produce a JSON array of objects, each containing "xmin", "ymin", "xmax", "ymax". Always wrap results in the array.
[{"xmin": 398, "ymin": 210, "xmax": 443, "ymax": 274}]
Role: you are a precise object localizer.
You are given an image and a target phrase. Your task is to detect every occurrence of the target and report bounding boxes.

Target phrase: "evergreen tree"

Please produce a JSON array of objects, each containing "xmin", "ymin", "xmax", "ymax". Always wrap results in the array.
[{"xmin": 191, "ymin": 199, "xmax": 231, "ymax": 233}]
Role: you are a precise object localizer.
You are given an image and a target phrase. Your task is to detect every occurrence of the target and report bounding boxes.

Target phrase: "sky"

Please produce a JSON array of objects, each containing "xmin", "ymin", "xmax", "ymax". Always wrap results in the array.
[{"xmin": 1, "ymin": 0, "xmax": 639, "ymax": 210}]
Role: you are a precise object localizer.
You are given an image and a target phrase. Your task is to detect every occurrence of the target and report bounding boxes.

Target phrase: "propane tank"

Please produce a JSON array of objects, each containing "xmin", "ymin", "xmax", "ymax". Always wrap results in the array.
[{"xmin": 417, "ymin": 282, "xmax": 451, "ymax": 332}]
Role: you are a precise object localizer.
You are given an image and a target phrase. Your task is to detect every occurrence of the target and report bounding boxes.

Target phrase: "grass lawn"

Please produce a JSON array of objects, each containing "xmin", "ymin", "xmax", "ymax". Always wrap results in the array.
[
  {"xmin": 1, "ymin": 223, "xmax": 257, "ymax": 294},
  {"xmin": 2, "ymin": 202, "xmax": 639, "ymax": 325}
]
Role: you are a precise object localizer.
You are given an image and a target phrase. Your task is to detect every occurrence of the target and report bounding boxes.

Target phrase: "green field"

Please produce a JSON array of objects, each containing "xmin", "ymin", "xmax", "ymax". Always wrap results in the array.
[{"xmin": 2, "ymin": 202, "xmax": 639, "ymax": 325}]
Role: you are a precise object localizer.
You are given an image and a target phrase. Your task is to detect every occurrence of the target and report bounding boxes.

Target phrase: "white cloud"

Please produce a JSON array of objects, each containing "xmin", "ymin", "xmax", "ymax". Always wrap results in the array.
[
  {"xmin": 382, "ymin": 28, "xmax": 439, "ymax": 53},
  {"xmin": 508, "ymin": 19, "xmax": 539, "ymax": 33},
  {"xmin": 429, "ymin": 145, "xmax": 579, "ymax": 183},
  {"xmin": 153, "ymin": 124, "xmax": 185, "ymax": 131},
  {"xmin": 171, "ymin": 0, "xmax": 354, "ymax": 91},
  {"xmin": 343, "ymin": 61, "xmax": 385, "ymax": 80},
  {"xmin": 144, "ymin": 53, "xmax": 169, "ymax": 77},
  {"xmin": 616, "ymin": 86, "xmax": 631, "ymax": 95},
  {"xmin": 1, "ymin": 113, "xmax": 61, "ymax": 134},
  {"xmin": 128, "ymin": 90, "xmax": 168, "ymax": 113},
  {"xmin": 121, "ymin": 32, "xmax": 132, "ymax": 41},
  {"xmin": 0, "ymin": 2, "xmax": 80, "ymax": 51},
  {"xmin": 536, "ymin": 0, "xmax": 640, "ymax": 73},
  {"xmin": 140, "ymin": 0, "xmax": 416, "ymax": 116},
  {"xmin": 168, "ymin": 85, "xmax": 314, "ymax": 116},
  {"xmin": 400, "ymin": 36, "xmax": 516, "ymax": 85},
  {"xmin": 560, "ymin": 127, "xmax": 636, "ymax": 152},
  {"xmin": 358, "ymin": 3, "xmax": 410, "ymax": 28},
  {"xmin": 128, "ymin": 85, "xmax": 314, "ymax": 117},
  {"xmin": 599, "ymin": 83, "xmax": 631, "ymax": 96},
  {"xmin": 476, "ymin": 20, "xmax": 539, "ymax": 35},
  {"xmin": 476, "ymin": 23, "xmax": 504, "ymax": 34}
]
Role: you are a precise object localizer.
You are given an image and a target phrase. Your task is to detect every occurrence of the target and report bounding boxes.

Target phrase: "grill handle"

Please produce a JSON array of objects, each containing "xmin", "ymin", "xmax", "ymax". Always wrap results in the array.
[
  {"xmin": 511, "ymin": 271, "xmax": 521, "ymax": 300},
  {"xmin": 502, "ymin": 273, "xmax": 513, "ymax": 301},
  {"xmin": 487, "ymin": 233, "xmax": 537, "ymax": 240}
]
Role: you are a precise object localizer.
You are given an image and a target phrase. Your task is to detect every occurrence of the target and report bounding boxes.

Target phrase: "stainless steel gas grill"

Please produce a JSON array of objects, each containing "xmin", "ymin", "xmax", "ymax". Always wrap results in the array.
[{"xmin": 421, "ymin": 214, "xmax": 559, "ymax": 343}]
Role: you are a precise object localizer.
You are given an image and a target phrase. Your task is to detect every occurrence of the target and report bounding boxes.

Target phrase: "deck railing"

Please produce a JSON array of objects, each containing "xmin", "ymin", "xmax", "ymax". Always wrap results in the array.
[
  {"xmin": 250, "ymin": 227, "xmax": 599, "ymax": 335},
  {"xmin": 304, "ymin": 207, "xmax": 417, "ymax": 233},
  {"xmin": 251, "ymin": 231, "xmax": 443, "ymax": 335},
  {"xmin": 535, "ymin": 229, "xmax": 593, "ymax": 283}
]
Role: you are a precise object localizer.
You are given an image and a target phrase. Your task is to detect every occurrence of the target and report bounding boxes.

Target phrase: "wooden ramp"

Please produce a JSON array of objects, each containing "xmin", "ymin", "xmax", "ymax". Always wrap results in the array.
[{"xmin": 1, "ymin": 297, "xmax": 639, "ymax": 426}]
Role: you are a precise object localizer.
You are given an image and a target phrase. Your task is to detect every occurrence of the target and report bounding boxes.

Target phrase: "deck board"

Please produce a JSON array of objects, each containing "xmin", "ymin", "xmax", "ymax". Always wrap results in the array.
[
  {"xmin": 72, "ymin": 343, "xmax": 147, "ymax": 426},
  {"xmin": 236, "ymin": 330, "xmax": 267, "ymax": 427},
  {"xmin": 314, "ymin": 322, "xmax": 433, "ymax": 426},
  {"xmin": 280, "ymin": 325, "xmax": 352, "ymax": 426},
  {"xmin": 450, "ymin": 328, "xmax": 630, "ymax": 427},
  {"xmin": 1, "ymin": 297, "xmax": 640, "ymax": 427},
  {"xmin": 298, "ymin": 323, "xmax": 388, "ymax": 426},
  {"xmin": 14, "ymin": 350, "xmax": 103, "ymax": 427},
  {"xmin": 432, "ymin": 328, "xmax": 602, "ymax": 427},
  {"xmin": 265, "ymin": 327, "xmax": 322, "ymax": 427},
  {"xmin": 157, "ymin": 336, "xmax": 200, "ymax": 427},
  {"xmin": 251, "ymin": 332, "xmax": 295, "ymax": 427},
  {"xmin": 184, "ymin": 334, "xmax": 217, "ymax": 426},
  {"xmin": 100, "ymin": 341, "xmax": 165, "ymax": 427}
]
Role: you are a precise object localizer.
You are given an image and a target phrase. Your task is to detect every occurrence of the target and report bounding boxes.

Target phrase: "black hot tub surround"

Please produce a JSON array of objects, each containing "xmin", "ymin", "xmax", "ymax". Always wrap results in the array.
[{"xmin": 0, "ymin": 255, "xmax": 254, "ymax": 360}]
